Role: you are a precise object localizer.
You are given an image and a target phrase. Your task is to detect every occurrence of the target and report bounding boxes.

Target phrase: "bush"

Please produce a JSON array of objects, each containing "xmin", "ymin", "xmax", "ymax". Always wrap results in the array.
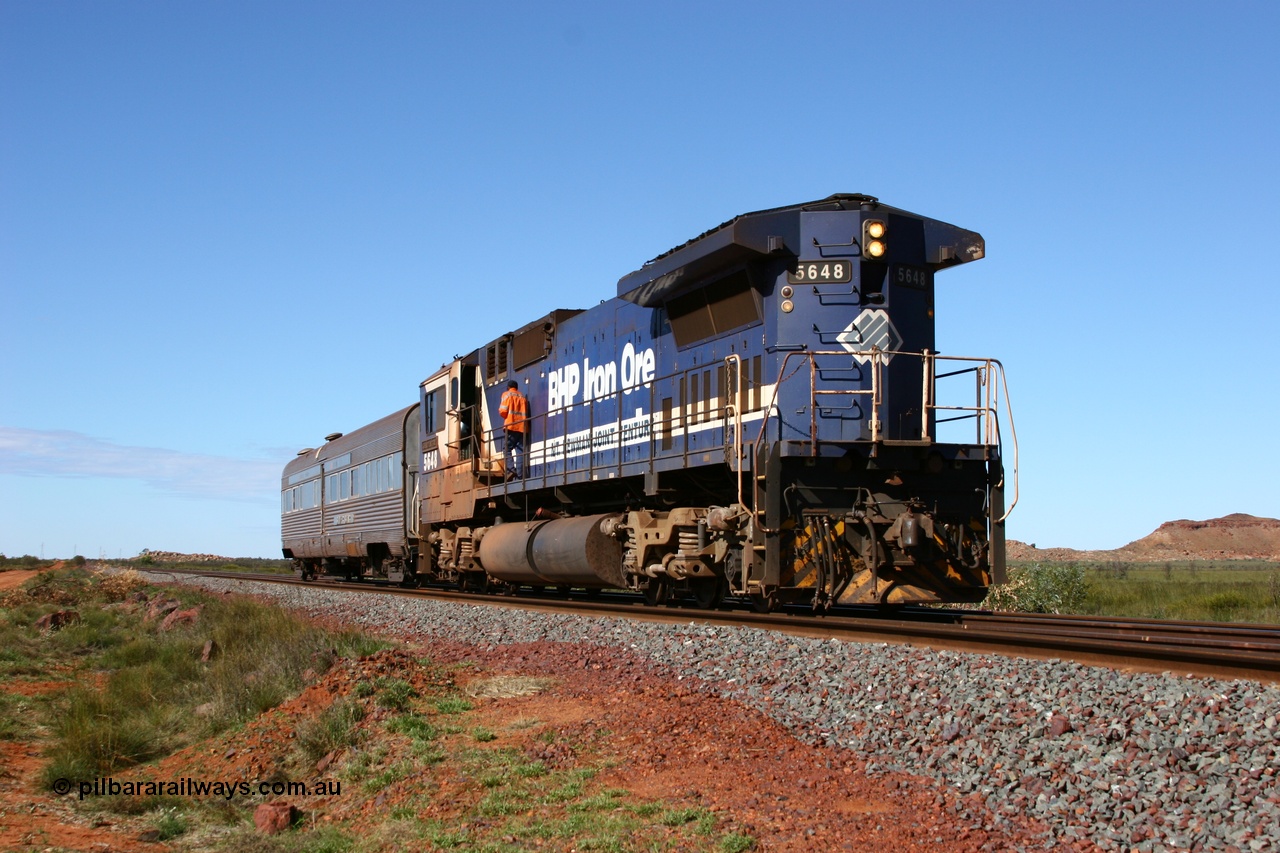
[
  {"xmin": 297, "ymin": 698, "xmax": 367, "ymax": 763},
  {"xmin": 374, "ymin": 678, "xmax": 416, "ymax": 711},
  {"xmin": 43, "ymin": 685, "xmax": 168, "ymax": 782},
  {"xmin": 25, "ymin": 568, "xmax": 383, "ymax": 787},
  {"xmin": 8, "ymin": 566, "xmax": 96, "ymax": 604},
  {"xmin": 433, "ymin": 697, "xmax": 473, "ymax": 715},
  {"xmin": 1204, "ymin": 591, "xmax": 1250, "ymax": 621},
  {"xmin": 151, "ymin": 807, "xmax": 189, "ymax": 841},
  {"xmin": 386, "ymin": 714, "xmax": 438, "ymax": 744},
  {"xmin": 984, "ymin": 563, "xmax": 1087, "ymax": 614}
]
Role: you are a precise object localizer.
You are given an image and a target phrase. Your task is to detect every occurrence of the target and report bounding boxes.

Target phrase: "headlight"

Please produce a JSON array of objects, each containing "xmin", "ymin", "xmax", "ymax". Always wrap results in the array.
[{"xmin": 862, "ymin": 219, "xmax": 887, "ymax": 258}]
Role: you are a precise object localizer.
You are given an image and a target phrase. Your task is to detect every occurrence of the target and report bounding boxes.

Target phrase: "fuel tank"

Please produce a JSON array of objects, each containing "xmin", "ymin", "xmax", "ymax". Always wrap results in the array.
[{"xmin": 477, "ymin": 514, "xmax": 626, "ymax": 588}]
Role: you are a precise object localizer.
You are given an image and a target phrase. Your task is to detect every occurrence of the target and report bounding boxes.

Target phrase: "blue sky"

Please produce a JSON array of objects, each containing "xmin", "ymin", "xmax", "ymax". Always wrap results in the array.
[{"xmin": 2, "ymin": 1, "xmax": 1277, "ymax": 559}]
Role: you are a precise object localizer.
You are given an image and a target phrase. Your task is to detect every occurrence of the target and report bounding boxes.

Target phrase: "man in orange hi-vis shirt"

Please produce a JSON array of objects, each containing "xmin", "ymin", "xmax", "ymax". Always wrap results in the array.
[{"xmin": 498, "ymin": 379, "xmax": 528, "ymax": 481}]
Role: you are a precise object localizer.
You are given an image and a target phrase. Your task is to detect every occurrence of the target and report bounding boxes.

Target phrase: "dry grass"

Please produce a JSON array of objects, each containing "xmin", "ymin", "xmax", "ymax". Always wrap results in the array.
[
  {"xmin": 465, "ymin": 675, "xmax": 557, "ymax": 699},
  {"xmin": 0, "ymin": 566, "xmax": 386, "ymax": 789}
]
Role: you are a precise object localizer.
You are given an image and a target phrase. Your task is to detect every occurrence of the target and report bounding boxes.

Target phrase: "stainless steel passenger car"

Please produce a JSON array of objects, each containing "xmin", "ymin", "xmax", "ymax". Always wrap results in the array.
[{"xmin": 281, "ymin": 404, "xmax": 420, "ymax": 583}]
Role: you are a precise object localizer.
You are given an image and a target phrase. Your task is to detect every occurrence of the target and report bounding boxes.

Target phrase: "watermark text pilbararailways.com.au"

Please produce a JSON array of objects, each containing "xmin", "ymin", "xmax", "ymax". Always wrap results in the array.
[{"xmin": 52, "ymin": 776, "xmax": 342, "ymax": 801}]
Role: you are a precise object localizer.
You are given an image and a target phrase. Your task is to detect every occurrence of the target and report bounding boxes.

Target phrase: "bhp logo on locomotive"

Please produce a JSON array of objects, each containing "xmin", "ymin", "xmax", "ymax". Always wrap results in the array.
[{"xmin": 547, "ymin": 342, "xmax": 656, "ymax": 412}]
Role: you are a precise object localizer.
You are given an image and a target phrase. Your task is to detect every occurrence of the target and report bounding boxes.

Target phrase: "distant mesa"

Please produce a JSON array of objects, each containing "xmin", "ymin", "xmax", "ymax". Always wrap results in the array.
[
  {"xmin": 1009, "ymin": 514, "xmax": 1280, "ymax": 563},
  {"xmin": 1153, "ymin": 513, "xmax": 1277, "ymax": 532}
]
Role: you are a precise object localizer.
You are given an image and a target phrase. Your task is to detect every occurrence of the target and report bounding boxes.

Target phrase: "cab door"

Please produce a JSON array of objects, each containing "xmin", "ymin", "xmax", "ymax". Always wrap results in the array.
[
  {"xmin": 420, "ymin": 359, "xmax": 494, "ymax": 524},
  {"xmin": 419, "ymin": 366, "xmax": 451, "ymax": 524}
]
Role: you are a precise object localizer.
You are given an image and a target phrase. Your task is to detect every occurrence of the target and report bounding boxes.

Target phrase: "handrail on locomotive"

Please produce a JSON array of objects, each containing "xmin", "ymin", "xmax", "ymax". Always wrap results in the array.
[
  {"xmin": 462, "ymin": 346, "xmax": 1018, "ymax": 528},
  {"xmin": 740, "ymin": 346, "xmax": 1018, "ymax": 513}
]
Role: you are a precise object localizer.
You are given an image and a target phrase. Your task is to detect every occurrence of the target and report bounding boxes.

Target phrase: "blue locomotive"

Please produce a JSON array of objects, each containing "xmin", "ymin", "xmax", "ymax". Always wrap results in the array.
[{"xmin": 282, "ymin": 194, "xmax": 1017, "ymax": 610}]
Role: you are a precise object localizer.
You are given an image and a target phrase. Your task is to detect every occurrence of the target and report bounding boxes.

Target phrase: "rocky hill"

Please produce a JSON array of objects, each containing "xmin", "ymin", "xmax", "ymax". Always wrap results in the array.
[
  {"xmin": 133, "ymin": 550, "xmax": 284, "ymax": 566},
  {"xmin": 1009, "ymin": 514, "xmax": 1280, "ymax": 563},
  {"xmin": 137, "ymin": 549, "xmax": 236, "ymax": 563}
]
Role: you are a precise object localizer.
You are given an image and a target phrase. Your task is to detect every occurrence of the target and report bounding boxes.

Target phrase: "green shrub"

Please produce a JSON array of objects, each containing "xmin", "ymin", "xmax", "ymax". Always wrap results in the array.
[
  {"xmin": 660, "ymin": 807, "xmax": 708, "ymax": 827},
  {"xmin": 0, "ymin": 693, "xmax": 32, "ymax": 740},
  {"xmin": 26, "ymin": 569, "xmax": 381, "ymax": 786},
  {"xmin": 14, "ymin": 566, "xmax": 95, "ymax": 604},
  {"xmin": 151, "ymin": 807, "xmax": 189, "ymax": 841},
  {"xmin": 386, "ymin": 714, "xmax": 438, "ymax": 743},
  {"xmin": 296, "ymin": 698, "xmax": 367, "ymax": 763},
  {"xmin": 984, "ymin": 562, "xmax": 1087, "ymax": 614},
  {"xmin": 43, "ymin": 686, "xmax": 167, "ymax": 783},
  {"xmin": 374, "ymin": 678, "xmax": 416, "ymax": 711},
  {"xmin": 433, "ymin": 696, "xmax": 473, "ymax": 715},
  {"xmin": 1204, "ymin": 590, "xmax": 1250, "ymax": 620},
  {"xmin": 198, "ymin": 600, "xmax": 365, "ymax": 727}
]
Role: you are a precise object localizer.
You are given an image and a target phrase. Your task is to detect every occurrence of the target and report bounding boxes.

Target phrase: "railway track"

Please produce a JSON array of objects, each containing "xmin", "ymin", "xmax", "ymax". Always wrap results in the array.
[{"xmin": 147, "ymin": 569, "xmax": 1280, "ymax": 684}]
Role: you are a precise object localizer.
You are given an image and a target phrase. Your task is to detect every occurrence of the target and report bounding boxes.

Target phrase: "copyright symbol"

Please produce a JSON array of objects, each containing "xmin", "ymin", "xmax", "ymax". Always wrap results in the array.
[{"xmin": 52, "ymin": 778, "xmax": 72, "ymax": 796}]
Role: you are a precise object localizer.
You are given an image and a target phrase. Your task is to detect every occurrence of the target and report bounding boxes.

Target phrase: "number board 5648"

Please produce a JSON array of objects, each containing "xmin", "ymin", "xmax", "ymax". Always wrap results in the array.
[{"xmin": 787, "ymin": 261, "xmax": 852, "ymax": 284}]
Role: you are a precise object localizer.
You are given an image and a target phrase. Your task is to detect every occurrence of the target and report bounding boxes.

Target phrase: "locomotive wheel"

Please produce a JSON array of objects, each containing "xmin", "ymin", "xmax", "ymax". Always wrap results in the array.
[
  {"xmin": 749, "ymin": 590, "xmax": 779, "ymax": 613},
  {"xmin": 643, "ymin": 579, "xmax": 670, "ymax": 607},
  {"xmin": 459, "ymin": 572, "xmax": 488, "ymax": 594},
  {"xmin": 691, "ymin": 577, "xmax": 727, "ymax": 609}
]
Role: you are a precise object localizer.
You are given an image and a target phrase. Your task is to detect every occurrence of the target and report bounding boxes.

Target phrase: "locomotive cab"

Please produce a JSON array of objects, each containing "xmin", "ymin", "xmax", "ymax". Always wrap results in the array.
[
  {"xmin": 613, "ymin": 194, "xmax": 1013, "ymax": 608},
  {"xmin": 418, "ymin": 358, "xmax": 505, "ymax": 523}
]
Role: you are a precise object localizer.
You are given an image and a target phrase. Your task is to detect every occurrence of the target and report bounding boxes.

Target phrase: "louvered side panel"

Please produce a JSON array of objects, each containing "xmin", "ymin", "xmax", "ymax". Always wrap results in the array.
[
  {"xmin": 322, "ymin": 490, "xmax": 409, "ymax": 555},
  {"xmin": 282, "ymin": 507, "xmax": 324, "ymax": 557}
]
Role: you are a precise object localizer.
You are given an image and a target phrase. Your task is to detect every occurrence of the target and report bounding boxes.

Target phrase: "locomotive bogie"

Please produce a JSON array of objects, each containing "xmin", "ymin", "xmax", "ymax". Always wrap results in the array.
[
  {"xmin": 433, "ymin": 526, "xmax": 480, "ymax": 575},
  {"xmin": 617, "ymin": 506, "xmax": 738, "ymax": 585}
]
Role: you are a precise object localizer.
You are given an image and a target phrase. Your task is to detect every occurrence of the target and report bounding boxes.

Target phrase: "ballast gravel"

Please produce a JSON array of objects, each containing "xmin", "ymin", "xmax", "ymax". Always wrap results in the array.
[{"xmin": 157, "ymin": 574, "xmax": 1280, "ymax": 852}]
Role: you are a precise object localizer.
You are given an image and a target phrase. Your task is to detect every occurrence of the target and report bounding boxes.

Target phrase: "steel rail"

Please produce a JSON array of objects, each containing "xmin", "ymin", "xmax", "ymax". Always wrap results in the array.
[{"xmin": 143, "ymin": 569, "xmax": 1280, "ymax": 684}]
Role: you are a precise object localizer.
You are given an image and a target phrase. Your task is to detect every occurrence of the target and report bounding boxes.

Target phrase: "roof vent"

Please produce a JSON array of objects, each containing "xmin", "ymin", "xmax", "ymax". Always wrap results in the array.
[
  {"xmin": 297, "ymin": 448, "xmax": 315, "ymax": 456},
  {"xmin": 324, "ymin": 432, "xmax": 344, "ymax": 442}
]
